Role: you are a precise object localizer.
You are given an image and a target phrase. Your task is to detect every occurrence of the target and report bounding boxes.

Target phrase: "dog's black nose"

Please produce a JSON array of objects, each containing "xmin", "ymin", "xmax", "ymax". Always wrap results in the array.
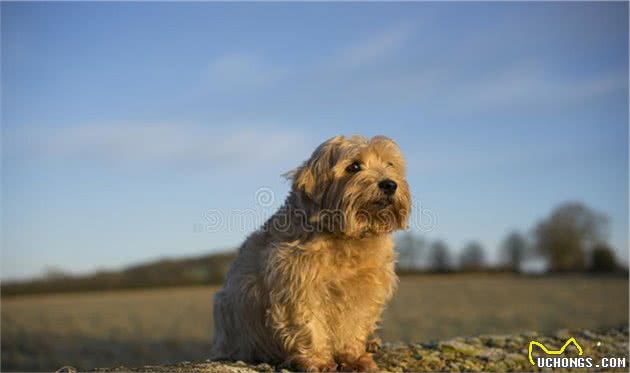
[{"xmin": 378, "ymin": 179, "xmax": 397, "ymax": 195}]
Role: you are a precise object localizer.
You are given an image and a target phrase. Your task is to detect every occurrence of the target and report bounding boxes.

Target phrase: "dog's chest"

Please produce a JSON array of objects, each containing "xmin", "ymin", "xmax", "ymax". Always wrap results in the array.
[
  {"xmin": 322, "ymin": 237, "xmax": 395, "ymax": 305},
  {"xmin": 326, "ymin": 235, "xmax": 393, "ymax": 269}
]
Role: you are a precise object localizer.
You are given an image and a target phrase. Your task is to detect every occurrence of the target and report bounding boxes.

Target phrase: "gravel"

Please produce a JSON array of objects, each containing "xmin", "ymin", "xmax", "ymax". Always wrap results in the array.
[{"xmin": 89, "ymin": 326, "xmax": 629, "ymax": 372}]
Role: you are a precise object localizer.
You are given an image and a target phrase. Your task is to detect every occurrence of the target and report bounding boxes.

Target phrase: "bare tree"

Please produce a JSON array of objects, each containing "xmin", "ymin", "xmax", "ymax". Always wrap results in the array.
[
  {"xmin": 534, "ymin": 202, "xmax": 608, "ymax": 272},
  {"xmin": 395, "ymin": 232, "xmax": 425, "ymax": 271},
  {"xmin": 501, "ymin": 231, "xmax": 528, "ymax": 272},
  {"xmin": 429, "ymin": 240, "xmax": 451, "ymax": 272},
  {"xmin": 460, "ymin": 241, "xmax": 485, "ymax": 271}
]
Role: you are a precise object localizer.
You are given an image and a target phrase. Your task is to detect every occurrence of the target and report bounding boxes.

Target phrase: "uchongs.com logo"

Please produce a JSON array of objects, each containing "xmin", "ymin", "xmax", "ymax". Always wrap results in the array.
[{"xmin": 528, "ymin": 337, "xmax": 627, "ymax": 369}]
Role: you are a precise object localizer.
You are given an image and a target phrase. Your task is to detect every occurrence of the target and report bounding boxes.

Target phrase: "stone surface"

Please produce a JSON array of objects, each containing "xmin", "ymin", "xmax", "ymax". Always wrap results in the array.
[{"xmin": 90, "ymin": 326, "xmax": 628, "ymax": 372}]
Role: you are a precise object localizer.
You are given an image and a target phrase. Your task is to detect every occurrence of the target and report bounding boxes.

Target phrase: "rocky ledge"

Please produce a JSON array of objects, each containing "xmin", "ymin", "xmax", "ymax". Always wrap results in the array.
[{"xmin": 89, "ymin": 326, "xmax": 628, "ymax": 372}]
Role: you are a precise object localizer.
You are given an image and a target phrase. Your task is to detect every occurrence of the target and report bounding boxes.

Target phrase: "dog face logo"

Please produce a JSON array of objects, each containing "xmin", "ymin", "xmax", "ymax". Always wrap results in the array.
[
  {"xmin": 288, "ymin": 135, "xmax": 411, "ymax": 237},
  {"xmin": 528, "ymin": 337, "xmax": 584, "ymax": 366}
]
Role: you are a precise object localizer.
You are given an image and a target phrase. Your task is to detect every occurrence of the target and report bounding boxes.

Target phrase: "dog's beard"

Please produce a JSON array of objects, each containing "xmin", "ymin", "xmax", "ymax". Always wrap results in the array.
[{"xmin": 352, "ymin": 195, "xmax": 409, "ymax": 236}]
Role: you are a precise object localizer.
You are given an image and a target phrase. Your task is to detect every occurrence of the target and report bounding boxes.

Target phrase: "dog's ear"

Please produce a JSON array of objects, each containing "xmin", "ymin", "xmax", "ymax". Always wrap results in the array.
[{"xmin": 285, "ymin": 136, "xmax": 344, "ymax": 203}]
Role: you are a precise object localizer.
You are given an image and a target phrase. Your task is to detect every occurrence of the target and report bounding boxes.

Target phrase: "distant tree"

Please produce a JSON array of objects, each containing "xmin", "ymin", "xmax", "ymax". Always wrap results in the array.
[
  {"xmin": 460, "ymin": 241, "xmax": 485, "ymax": 271},
  {"xmin": 501, "ymin": 231, "xmax": 528, "ymax": 272},
  {"xmin": 396, "ymin": 232, "xmax": 426, "ymax": 271},
  {"xmin": 534, "ymin": 202, "xmax": 608, "ymax": 272},
  {"xmin": 43, "ymin": 266, "xmax": 71, "ymax": 280},
  {"xmin": 429, "ymin": 240, "xmax": 451, "ymax": 272},
  {"xmin": 590, "ymin": 243, "xmax": 617, "ymax": 272}
]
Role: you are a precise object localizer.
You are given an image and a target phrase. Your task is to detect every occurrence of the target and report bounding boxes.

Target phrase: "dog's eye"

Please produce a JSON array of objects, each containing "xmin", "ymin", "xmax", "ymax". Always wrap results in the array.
[
  {"xmin": 346, "ymin": 162, "xmax": 362, "ymax": 173},
  {"xmin": 387, "ymin": 162, "xmax": 394, "ymax": 168}
]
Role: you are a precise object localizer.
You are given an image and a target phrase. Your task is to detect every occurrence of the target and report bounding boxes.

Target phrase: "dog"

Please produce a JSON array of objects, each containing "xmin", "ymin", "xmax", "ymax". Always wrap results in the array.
[{"xmin": 211, "ymin": 135, "xmax": 411, "ymax": 372}]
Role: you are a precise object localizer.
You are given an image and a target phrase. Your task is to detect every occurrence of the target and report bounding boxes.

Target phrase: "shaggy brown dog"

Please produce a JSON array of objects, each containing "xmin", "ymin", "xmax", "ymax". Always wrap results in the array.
[{"xmin": 211, "ymin": 135, "xmax": 411, "ymax": 372}]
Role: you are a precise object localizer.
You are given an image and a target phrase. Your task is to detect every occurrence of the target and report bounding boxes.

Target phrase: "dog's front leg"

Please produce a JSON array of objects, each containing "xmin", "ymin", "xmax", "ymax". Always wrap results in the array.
[
  {"xmin": 265, "ymin": 245, "xmax": 336, "ymax": 372},
  {"xmin": 334, "ymin": 320, "xmax": 379, "ymax": 372}
]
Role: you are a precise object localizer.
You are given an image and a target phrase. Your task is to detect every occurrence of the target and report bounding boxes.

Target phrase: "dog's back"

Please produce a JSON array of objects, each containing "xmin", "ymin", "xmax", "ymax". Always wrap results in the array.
[{"xmin": 210, "ymin": 231, "xmax": 283, "ymax": 363}]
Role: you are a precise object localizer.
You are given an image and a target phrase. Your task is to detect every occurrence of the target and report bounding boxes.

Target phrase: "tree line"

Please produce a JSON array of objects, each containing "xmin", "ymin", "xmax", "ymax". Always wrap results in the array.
[
  {"xmin": 396, "ymin": 201, "xmax": 624, "ymax": 274},
  {"xmin": 1, "ymin": 252, "xmax": 237, "ymax": 296}
]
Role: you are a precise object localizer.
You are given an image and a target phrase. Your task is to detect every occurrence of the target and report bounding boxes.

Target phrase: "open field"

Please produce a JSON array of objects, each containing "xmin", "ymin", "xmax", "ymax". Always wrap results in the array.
[{"xmin": 2, "ymin": 274, "xmax": 628, "ymax": 371}]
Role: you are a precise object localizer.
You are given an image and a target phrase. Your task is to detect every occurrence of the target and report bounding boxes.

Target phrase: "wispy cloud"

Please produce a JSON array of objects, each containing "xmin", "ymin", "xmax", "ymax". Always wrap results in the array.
[
  {"xmin": 202, "ymin": 21, "xmax": 625, "ymax": 116},
  {"xmin": 452, "ymin": 63, "xmax": 628, "ymax": 112},
  {"xmin": 10, "ymin": 123, "xmax": 306, "ymax": 167},
  {"xmin": 201, "ymin": 23, "xmax": 417, "ymax": 94},
  {"xmin": 305, "ymin": 57, "xmax": 626, "ymax": 114},
  {"xmin": 330, "ymin": 23, "xmax": 416, "ymax": 69},
  {"xmin": 202, "ymin": 53, "xmax": 286, "ymax": 91}
]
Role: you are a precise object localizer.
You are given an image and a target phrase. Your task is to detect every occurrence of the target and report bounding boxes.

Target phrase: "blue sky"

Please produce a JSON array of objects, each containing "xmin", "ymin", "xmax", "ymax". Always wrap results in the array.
[{"xmin": 2, "ymin": 2, "xmax": 628, "ymax": 280}]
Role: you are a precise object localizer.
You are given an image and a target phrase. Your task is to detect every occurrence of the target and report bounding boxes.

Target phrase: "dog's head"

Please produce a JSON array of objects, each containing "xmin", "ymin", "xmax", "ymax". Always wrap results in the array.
[{"xmin": 287, "ymin": 135, "xmax": 411, "ymax": 237}]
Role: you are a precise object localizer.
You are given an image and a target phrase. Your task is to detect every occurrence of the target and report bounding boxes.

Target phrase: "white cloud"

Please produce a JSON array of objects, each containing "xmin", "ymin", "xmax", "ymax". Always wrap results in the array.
[{"xmin": 13, "ymin": 123, "xmax": 306, "ymax": 167}]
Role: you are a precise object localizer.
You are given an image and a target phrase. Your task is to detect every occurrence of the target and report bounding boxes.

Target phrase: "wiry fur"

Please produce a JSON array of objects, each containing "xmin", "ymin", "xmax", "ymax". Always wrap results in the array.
[{"xmin": 211, "ymin": 135, "xmax": 411, "ymax": 372}]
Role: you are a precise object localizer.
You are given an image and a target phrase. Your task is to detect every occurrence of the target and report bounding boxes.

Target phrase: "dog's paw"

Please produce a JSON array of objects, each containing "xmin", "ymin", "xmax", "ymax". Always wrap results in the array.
[
  {"xmin": 291, "ymin": 355, "xmax": 338, "ymax": 373},
  {"xmin": 337, "ymin": 353, "xmax": 378, "ymax": 372},
  {"xmin": 318, "ymin": 361, "xmax": 339, "ymax": 373},
  {"xmin": 365, "ymin": 337, "xmax": 382, "ymax": 353},
  {"xmin": 305, "ymin": 361, "xmax": 338, "ymax": 373}
]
